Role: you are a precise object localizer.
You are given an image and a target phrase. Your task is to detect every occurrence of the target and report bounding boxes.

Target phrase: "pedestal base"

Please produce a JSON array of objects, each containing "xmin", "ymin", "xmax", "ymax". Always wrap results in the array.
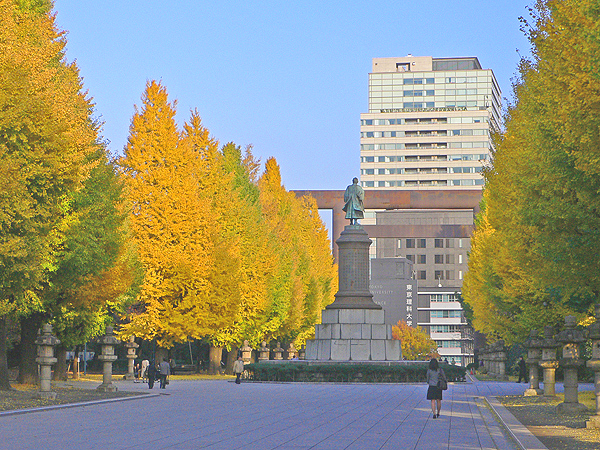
[
  {"xmin": 123, "ymin": 373, "xmax": 135, "ymax": 380},
  {"xmin": 524, "ymin": 388, "xmax": 543, "ymax": 396},
  {"xmin": 34, "ymin": 391, "xmax": 57, "ymax": 400},
  {"xmin": 96, "ymin": 384, "xmax": 118, "ymax": 393},
  {"xmin": 556, "ymin": 402, "xmax": 588, "ymax": 414},
  {"xmin": 586, "ymin": 415, "xmax": 600, "ymax": 429},
  {"xmin": 306, "ymin": 308, "xmax": 402, "ymax": 361}
]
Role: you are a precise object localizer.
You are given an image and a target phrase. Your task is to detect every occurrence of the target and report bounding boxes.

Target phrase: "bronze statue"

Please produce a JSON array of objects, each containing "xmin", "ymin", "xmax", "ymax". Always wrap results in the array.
[{"xmin": 343, "ymin": 177, "xmax": 365, "ymax": 224}]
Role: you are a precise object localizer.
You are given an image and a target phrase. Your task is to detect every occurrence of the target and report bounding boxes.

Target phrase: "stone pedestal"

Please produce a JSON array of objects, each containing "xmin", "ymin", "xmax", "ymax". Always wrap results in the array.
[
  {"xmin": 124, "ymin": 336, "xmax": 139, "ymax": 380},
  {"xmin": 272, "ymin": 342, "xmax": 284, "ymax": 360},
  {"xmin": 306, "ymin": 225, "xmax": 402, "ymax": 361},
  {"xmin": 587, "ymin": 305, "xmax": 600, "ymax": 428},
  {"xmin": 523, "ymin": 330, "xmax": 543, "ymax": 396},
  {"xmin": 287, "ymin": 343, "xmax": 297, "ymax": 360},
  {"xmin": 97, "ymin": 326, "xmax": 119, "ymax": 392},
  {"xmin": 35, "ymin": 324, "xmax": 60, "ymax": 400},
  {"xmin": 495, "ymin": 340, "xmax": 508, "ymax": 381},
  {"xmin": 240, "ymin": 340, "xmax": 253, "ymax": 364},
  {"xmin": 299, "ymin": 345, "xmax": 306, "ymax": 360},
  {"xmin": 540, "ymin": 325, "xmax": 559, "ymax": 398},
  {"xmin": 556, "ymin": 316, "xmax": 587, "ymax": 414},
  {"xmin": 326, "ymin": 225, "xmax": 379, "ymax": 310},
  {"xmin": 258, "ymin": 341, "xmax": 270, "ymax": 361}
]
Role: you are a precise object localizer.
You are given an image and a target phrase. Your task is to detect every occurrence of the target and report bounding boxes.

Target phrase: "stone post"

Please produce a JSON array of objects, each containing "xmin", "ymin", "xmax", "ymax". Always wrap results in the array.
[
  {"xmin": 240, "ymin": 340, "xmax": 252, "ymax": 364},
  {"xmin": 326, "ymin": 225, "xmax": 381, "ymax": 310},
  {"xmin": 97, "ymin": 326, "xmax": 119, "ymax": 392},
  {"xmin": 523, "ymin": 329, "xmax": 543, "ymax": 396},
  {"xmin": 555, "ymin": 315, "xmax": 587, "ymax": 414},
  {"xmin": 497, "ymin": 340, "xmax": 508, "ymax": 380},
  {"xmin": 299, "ymin": 345, "xmax": 306, "ymax": 360},
  {"xmin": 587, "ymin": 304, "xmax": 600, "ymax": 428},
  {"xmin": 539, "ymin": 326, "xmax": 559, "ymax": 398},
  {"xmin": 35, "ymin": 324, "xmax": 60, "ymax": 400},
  {"xmin": 258, "ymin": 341, "xmax": 270, "ymax": 361},
  {"xmin": 286, "ymin": 343, "xmax": 297, "ymax": 360},
  {"xmin": 272, "ymin": 342, "xmax": 284, "ymax": 360},
  {"xmin": 124, "ymin": 336, "xmax": 139, "ymax": 380}
]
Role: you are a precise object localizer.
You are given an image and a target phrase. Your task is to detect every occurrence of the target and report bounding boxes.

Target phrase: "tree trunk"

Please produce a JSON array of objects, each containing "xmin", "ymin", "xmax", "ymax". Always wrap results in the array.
[
  {"xmin": 53, "ymin": 346, "xmax": 68, "ymax": 381},
  {"xmin": 225, "ymin": 346, "xmax": 238, "ymax": 375},
  {"xmin": 208, "ymin": 345, "xmax": 223, "ymax": 375},
  {"xmin": 0, "ymin": 316, "xmax": 12, "ymax": 391},
  {"xmin": 18, "ymin": 313, "xmax": 43, "ymax": 385}
]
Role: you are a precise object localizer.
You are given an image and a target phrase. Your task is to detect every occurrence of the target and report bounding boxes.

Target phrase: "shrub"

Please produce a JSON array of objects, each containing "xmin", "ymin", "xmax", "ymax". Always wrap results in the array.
[{"xmin": 244, "ymin": 362, "xmax": 466, "ymax": 383}]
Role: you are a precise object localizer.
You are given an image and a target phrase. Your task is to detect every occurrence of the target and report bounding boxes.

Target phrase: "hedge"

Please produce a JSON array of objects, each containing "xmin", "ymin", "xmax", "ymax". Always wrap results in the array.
[{"xmin": 244, "ymin": 362, "xmax": 466, "ymax": 383}]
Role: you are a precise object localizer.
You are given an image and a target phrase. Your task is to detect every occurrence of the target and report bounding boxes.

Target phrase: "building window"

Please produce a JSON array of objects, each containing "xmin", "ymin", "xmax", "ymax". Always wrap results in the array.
[
  {"xmin": 431, "ymin": 310, "xmax": 462, "ymax": 318},
  {"xmin": 446, "ymin": 270, "xmax": 455, "ymax": 280},
  {"xmin": 446, "ymin": 239, "xmax": 454, "ymax": 248},
  {"xmin": 434, "ymin": 270, "xmax": 444, "ymax": 280},
  {"xmin": 445, "ymin": 254, "xmax": 455, "ymax": 264},
  {"xmin": 459, "ymin": 270, "xmax": 463, "ymax": 280},
  {"xmin": 417, "ymin": 270, "xmax": 427, "ymax": 280},
  {"xmin": 396, "ymin": 63, "xmax": 410, "ymax": 72},
  {"xmin": 406, "ymin": 239, "xmax": 415, "ymax": 248},
  {"xmin": 434, "ymin": 239, "xmax": 444, "ymax": 248},
  {"xmin": 417, "ymin": 239, "xmax": 427, "ymax": 248},
  {"xmin": 406, "ymin": 255, "xmax": 415, "ymax": 263},
  {"xmin": 458, "ymin": 254, "xmax": 463, "ymax": 264},
  {"xmin": 397, "ymin": 239, "xmax": 402, "ymax": 248},
  {"xmin": 434, "ymin": 255, "xmax": 444, "ymax": 264},
  {"xmin": 417, "ymin": 255, "xmax": 427, "ymax": 264},
  {"xmin": 431, "ymin": 294, "xmax": 458, "ymax": 302}
]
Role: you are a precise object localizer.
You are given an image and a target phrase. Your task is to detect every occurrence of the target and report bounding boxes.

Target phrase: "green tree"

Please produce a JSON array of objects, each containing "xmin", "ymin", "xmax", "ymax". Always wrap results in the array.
[
  {"xmin": 0, "ymin": 0, "xmax": 103, "ymax": 387},
  {"xmin": 464, "ymin": 0, "xmax": 600, "ymax": 343}
]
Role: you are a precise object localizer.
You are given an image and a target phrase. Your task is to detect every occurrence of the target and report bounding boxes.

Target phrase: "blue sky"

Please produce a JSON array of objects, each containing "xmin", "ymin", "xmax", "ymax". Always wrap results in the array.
[{"xmin": 54, "ymin": 1, "xmax": 531, "ymax": 191}]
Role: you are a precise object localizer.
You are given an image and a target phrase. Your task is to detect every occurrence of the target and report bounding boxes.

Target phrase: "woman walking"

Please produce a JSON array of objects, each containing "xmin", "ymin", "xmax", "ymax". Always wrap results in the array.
[{"xmin": 426, "ymin": 358, "xmax": 447, "ymax": 418}]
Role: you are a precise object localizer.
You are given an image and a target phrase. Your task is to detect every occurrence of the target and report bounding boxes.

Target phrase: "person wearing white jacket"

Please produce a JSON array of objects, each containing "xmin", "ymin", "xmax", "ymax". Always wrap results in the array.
[{"xmin": 233, "ymin": 356, "xmax": 244, "ymax": 384}]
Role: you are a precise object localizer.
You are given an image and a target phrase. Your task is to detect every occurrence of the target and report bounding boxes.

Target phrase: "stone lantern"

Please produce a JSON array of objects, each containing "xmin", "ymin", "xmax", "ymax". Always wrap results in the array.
[
  {"xmin": 240, "ymin": 340, "xmax": 253, "ymax": 364},
  {"xmin": 523, "ymin": 329, "xmax": 543, "ymax": 396},
  {"xmin": 555, "ymin": 315, "xmax": 587, "ymax": 414},
  {"xmin": 539, "ymin": 326, "xmax": 559, "ymax": 397},
  {"xmin": 272, "ymin": 342, "xmax": 284, "ymax": 360},
  {"xmin": 496, "ymin": 340, "xmax": 508, "ymax": 380},
  {"xmin": 299, "ymin": 345, "xmax": 306, "ymax": 360},
  {"xmin": 97, "ymin": 326, "xmax": 120, "ymax": 392},
  {"xmin": 586, "ymin": 304, "xmax": 600, "ymax": 428},
  {"xmin": 35, "ymin": 324, "xmax": 60, "ymax": 399},
  {"xmin": 258, "ymin": 341, "xmax": 270, "ymax": 361},
  {"xmin": 123, "ymin": 336, "xmax": 139, "ymax": 380},
  {"xmin": 287, "ymin": 343, "xmax": 297, "ymax": 360}
]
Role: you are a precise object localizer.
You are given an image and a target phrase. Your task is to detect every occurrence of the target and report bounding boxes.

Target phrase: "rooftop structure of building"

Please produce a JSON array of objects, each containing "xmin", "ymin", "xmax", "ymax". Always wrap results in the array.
[{"xmin": 360, "ymin": 55, "xmax": 501, "ymax": 190}]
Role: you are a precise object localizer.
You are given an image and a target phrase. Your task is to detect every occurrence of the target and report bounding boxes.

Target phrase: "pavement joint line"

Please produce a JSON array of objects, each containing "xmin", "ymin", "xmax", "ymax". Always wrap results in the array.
[
  {"xmin": 0, "ymin": 392, "xmax": 161, "ymax": 418},
  {"xmin": 483, "ymin": 396, "xmax": 548, "ymax": 450}
]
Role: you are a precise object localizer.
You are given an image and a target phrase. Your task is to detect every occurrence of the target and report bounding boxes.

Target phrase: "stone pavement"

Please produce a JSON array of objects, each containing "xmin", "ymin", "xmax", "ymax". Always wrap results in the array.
[{"xmin": 0, "ymin": 376, "xmax": 590, "ymax": 450}]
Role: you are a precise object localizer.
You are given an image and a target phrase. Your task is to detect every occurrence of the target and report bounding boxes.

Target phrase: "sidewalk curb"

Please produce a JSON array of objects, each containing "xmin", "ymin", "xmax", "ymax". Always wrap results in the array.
[
  {"xmin": 484, "ymin": 396, "xmax": 548, "ymax": 450},
  {"xmin": 0, "ymin": 392, "xmax": 161, "ymax": 418}
]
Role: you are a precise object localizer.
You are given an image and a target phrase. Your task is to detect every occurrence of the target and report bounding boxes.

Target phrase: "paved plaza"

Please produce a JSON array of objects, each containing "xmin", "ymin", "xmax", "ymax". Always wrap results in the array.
[{"xmin": 0, "ymin": 376, "xmax": 582, "ymax": 450}]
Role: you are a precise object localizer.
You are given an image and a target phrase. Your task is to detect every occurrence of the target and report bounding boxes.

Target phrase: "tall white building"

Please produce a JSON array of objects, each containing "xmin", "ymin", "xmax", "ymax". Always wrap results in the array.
[
  {"xmin": 360, "ymin": 56, "xmax": 501, "ymax": 190},
  {"xmin": 360, "ymin": 56, "xmax": 501, "ymax": 366}
]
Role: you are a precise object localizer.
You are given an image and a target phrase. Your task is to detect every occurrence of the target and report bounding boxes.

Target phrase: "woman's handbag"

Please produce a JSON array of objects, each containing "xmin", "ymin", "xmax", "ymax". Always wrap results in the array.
[{"xmin": 437, "ymin": 369, "xmax": 448, "ymax": 390}]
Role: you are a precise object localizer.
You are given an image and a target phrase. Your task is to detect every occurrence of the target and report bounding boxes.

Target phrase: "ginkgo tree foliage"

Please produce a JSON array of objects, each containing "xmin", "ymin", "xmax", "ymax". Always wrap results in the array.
[
  {"xmin": 0, "ymin": 0, "xmax": 132, "ymax": 388},
  {"xmin": 463, "ymin": 0, "xmax": 600, "ymax": 344},
  {"xmin": 119, "ymin": 81, "xmax": 336, "ymax": 351}
]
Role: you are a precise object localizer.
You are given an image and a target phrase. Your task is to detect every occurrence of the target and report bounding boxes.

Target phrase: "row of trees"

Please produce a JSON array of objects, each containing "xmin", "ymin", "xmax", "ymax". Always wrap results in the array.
[
  {"xmin": 463, "ymin": 0, "xmax": 600, "ymax": 344},
  {"xmin": 0, "ymin": 0, "xmax": 336, "ymax": 388},
  {"xmin": 118, "ymin": 81, "xmax": 336, "ymax": 366}
]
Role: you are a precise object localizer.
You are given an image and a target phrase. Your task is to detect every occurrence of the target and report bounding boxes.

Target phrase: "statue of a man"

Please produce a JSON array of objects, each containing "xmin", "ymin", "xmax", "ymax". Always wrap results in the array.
[{"xmin": 343, "ymin": 177, "xmax": 365, "ymax": 224}]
